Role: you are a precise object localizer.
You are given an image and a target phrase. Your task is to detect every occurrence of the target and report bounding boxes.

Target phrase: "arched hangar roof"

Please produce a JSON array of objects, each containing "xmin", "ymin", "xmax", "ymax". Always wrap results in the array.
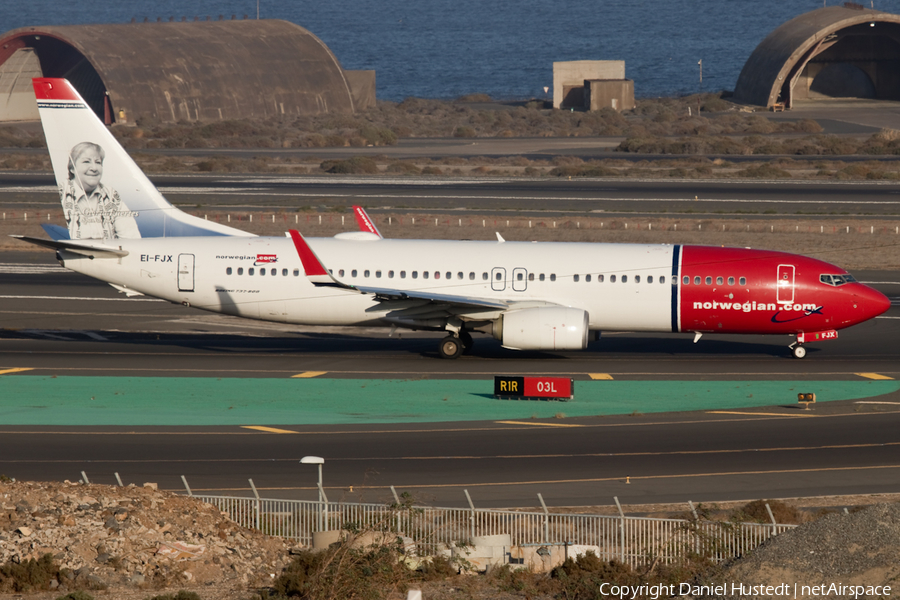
[
  {"xmin": 734, "ymin": 5, "xmax": 900, "ymax": 107},
  {"xmin": 0, "ymin": 19, "xmax": 372, "ymax": 123}
]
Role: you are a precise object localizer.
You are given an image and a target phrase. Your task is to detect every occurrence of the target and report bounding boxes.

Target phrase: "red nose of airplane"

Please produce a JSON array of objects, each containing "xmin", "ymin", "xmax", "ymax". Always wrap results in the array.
[{"xmin": 853, "ymin": 283, "xmax": 892, "ymax": 322}]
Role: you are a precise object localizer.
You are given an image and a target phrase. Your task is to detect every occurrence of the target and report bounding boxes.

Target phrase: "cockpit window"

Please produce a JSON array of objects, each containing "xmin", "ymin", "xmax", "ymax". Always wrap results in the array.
[{"xmin": 820, "ymin": 273, "xmax": 857, "ymax": 287}]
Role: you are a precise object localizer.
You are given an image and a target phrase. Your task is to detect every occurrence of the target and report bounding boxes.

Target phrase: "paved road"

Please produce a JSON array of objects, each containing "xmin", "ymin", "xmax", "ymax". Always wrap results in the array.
[
  {"xmin": 1, "ymin": 257, "xmax": 898, "ymax": 508},
  {"xmin": 3, "ymin": 173, "xmax": 900, "ymax": 217}
]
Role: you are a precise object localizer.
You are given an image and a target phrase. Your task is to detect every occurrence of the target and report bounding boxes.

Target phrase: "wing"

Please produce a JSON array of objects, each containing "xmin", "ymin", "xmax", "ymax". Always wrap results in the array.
[{"xmin": 288, "ymin": 229, "xmax": 510, "ymax": 324}]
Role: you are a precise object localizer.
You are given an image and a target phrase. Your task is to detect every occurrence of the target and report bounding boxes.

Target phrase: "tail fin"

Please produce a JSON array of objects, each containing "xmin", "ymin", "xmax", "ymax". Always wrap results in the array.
[{"xmin": 32, "ymin": 78, "xmax": 253, "ymax": 240}]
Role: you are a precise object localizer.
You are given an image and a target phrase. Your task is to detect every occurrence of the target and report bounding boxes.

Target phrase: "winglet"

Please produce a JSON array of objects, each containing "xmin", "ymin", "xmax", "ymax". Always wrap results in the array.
[
  {"xmin": 352, "ymin": 206, "xmax": 383, "ymax": 238},
  {"xmin": 288, "ymin": 230, "xmax": 354, "ymax": 289}
]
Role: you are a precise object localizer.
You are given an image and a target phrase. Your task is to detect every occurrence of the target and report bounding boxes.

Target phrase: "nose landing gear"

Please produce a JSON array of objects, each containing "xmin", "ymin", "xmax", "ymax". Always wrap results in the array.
[{"xmin": 789, "ymin": 343, "xmax": 807, "ymax": 359}]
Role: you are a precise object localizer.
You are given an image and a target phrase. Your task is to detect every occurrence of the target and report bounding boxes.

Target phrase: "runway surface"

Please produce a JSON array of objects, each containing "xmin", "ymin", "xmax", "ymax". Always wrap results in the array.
[
  {"xmin": 1, "ymin": 254, "xmax": 899, "ymax": 508},
  {"xmin": 4, "ymin": 173, "xmax": 900, "ymax": 217}
]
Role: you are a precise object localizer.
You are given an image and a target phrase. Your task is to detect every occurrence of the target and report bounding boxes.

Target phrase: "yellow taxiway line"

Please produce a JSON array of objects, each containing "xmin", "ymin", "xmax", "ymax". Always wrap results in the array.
[
  {"xmin": 0, "ymin": 368, "xmax": 33, "ymax": 375},
  {"xmin": 856, "ymin": 372, "xmax": 894, "ymax": 380},
  {"xmin": 291, "ymin": 371, "xmax": 327, "ymax": 378},
  {"xmin": 496, "ymin": 420, "xmax": 583, "ymax": 428},
  {"xmin": 241, "ymin": 426, "xmax": 298, "ymax": 434},
  {"xmin": 588, "ymin": 373, "xmax": 614, "ymax": 380}
]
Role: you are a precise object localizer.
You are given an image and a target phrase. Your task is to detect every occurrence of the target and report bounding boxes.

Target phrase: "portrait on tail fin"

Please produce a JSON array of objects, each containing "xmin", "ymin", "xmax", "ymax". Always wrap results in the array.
[{"xmin": 62, "ymin": 141, "xmax": 140, "ymax": 240}]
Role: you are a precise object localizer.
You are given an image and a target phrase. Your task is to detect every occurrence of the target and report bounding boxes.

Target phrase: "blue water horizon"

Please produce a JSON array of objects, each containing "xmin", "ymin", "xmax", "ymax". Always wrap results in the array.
[{"xmin": 7, "ymin": 1, "xmax": 900, "ymax": 102}]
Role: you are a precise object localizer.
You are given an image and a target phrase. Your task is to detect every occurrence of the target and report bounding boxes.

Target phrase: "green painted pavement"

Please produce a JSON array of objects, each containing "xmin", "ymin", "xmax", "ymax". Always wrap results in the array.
[{"xmin": 0, "ymin": 376, "xmax": 897, "ymax": 426}]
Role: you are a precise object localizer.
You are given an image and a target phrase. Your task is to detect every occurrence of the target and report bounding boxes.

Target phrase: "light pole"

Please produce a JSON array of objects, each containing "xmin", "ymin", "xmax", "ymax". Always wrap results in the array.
[{"xmin": 300, "ymin": 456, "xmax": 327, "ymax": 530}]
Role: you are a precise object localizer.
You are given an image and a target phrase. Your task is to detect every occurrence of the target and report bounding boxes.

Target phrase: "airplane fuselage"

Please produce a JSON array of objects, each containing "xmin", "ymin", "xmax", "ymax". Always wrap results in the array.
[{"xmin": 59, "ymin": 235, "xmax": 887, "ymax": 338}]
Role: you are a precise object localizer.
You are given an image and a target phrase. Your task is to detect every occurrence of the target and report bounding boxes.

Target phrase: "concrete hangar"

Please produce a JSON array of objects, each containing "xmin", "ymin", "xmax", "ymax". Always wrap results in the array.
[
  {"xmin": 0, "ymin": 18, "xmax": 374, "ymax": 124},
  {"xmin": 735, "ymin": 4, "xmax": 900, "ymax": 109}
]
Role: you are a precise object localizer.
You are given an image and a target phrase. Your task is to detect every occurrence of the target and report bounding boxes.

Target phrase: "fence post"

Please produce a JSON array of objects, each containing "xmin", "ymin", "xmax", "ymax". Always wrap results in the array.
[
  {"xmin": 464, "ymin": 489, "xmax": 476, "ymax": 540},
  {"xmin": 614, "ymin": 496, "xmax": 625, "ymax": 564},
  {"xmin": 114, "ymin": 473, "xmax": 123, "ymax": 487},
  {"xmin": 81, "ymin": 471, "xmax": 90, "ymax": 484},
  {"xmin": 249, "ymin": 479, "xmax": 260, "ymax": 531},
  {"xmin": 765, "ymin": 503, "xmax": 777, "ymax": 537},
  {"xmin": 538, "ymin": 493, "xmax": 550, "ymax": 543},
  {"xmin": 181, "ymin": 475, "xmax": 192, "ymax": 496},
  {"xmin": 319, "ymin": 483, "xmax": 330, "ymax": 531}
]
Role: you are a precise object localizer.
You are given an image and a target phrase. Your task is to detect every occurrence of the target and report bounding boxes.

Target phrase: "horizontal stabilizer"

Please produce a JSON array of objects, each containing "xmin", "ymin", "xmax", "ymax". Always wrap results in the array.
[
  {"xmin": 41, "ymin": 223, "xmax": 70, "ymax": 240},
  {"xmin": 11, "ymin": 235, "xmax": 129, "ymax": 259}
]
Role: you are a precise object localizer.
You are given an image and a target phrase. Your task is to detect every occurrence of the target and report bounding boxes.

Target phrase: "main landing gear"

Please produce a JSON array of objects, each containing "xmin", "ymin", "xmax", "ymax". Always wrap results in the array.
[{"xmin": 438, "ymin": 330, "xmax": 474, "ymax": 359}]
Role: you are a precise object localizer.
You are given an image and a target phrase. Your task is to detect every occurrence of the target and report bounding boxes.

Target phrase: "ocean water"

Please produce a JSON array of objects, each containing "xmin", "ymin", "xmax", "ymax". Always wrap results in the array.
[{"xmin": 6, "ymin": 1, "xmax": 900, "ymax": 101}]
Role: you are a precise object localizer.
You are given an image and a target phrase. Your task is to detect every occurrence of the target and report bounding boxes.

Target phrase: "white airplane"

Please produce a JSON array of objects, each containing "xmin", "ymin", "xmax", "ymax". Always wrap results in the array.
[{"xmin": 14, "ymin": 78, "xmax": 891, "ymax": 359}]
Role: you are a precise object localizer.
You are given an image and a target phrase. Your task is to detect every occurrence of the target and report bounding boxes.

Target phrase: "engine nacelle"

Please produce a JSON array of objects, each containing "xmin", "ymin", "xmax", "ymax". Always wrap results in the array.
[{"xmin": 495, "ymin": 307, "xmax": 589, "ymax": 351}]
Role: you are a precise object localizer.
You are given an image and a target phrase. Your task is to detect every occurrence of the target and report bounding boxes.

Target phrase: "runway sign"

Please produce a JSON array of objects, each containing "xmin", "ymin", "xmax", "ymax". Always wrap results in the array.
[{"xmin": 494, "ymin": 376, "xmax": 574, "ymax": 401}]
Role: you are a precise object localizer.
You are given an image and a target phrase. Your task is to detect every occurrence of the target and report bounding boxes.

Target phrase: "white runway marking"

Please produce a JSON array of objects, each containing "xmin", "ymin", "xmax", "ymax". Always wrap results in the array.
[{"xmin": 0, "ymin": 264, "xmax": 68, "ymax": 274}]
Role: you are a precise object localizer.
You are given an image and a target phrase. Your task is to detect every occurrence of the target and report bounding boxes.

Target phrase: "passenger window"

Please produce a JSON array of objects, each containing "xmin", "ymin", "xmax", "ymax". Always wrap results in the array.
[
  {"xmin": 237, "ymin": 267, "xmax": 244, "ymax": 275},
  {"xmin": 400, "ymin": 271, "xmax": 406, "ymax": 279},
  {"xmin": 458, "ymin": 272, "xmax": 464, "ymax": 280},
  {"xmin": 351, "ymin": 269, "xmax": 358, "ymax": 277},
  {"xmin": 293, "ymin": 269, "xmax": 300, "ymax": 276},
  {"xmin": 376, "ymin": 270, "xmax": 382, "ymax": 278},
  {"xmin": 434, "ymin": 272, "xmax": 440, "ymax": 279},
  {"xmin": 482, "ymin": 273, "xmax": 488, "ymax": 280},
  {"xmin": 528, "ymin": 273, "xmax": 534, "ymax": 281},
  {"xmin": 647, "ymin": 275, "xmax": 653, "ymax": 283},
  {"xmin": 495, "ymin": 272, "xmax": 502, "ymax": 280},
  {"xmin": 727, "ymin": 276, "xmax": 734, "ymax": 285},
  {"xmin": 739, "ymin": 276, "xmax": 746, "ymax": 286},
  {"xmin": 339, "ymin": 269, "xmax": 345, "ymax": 277},
  {"xmin": 226, "ymin": 267, "xmax": 232, "ymax": 275},
  {"xmin": 573, "ymin": 274, "xmax": 580, "ymax": 282},
  {"xmin": 446, "ymin": 272, "xmax": 452, "ymax": 280},
  {"xmin": 423, "ymin": 271, "xmax": 429, "ymax": 279},
  {"xmin": 364, "ymin": 270, "xmax": 370, "ymax": 277},
  {"xmin": 693, "ymin": 276, "xmax": 700, "ymax": 285},
  {"xmin": 282, "ymin": 268, "xmax": 287, "ymax": 276},
  {"xmin": 635, "ymin": 275, "xmax": 640, "ymax": 283},
  {"xmin": 598, "ymin": 274, "xmax": 604, "ymax": 283},
  {"xmin": 249, "ymin": 268, "xmax": 255, "ymax": 276},
  {"xmin": 622, "ymin": 275, "xmax": 628, "ymax": 283},
  {"xmin": 388, "ymin": 270, "xmax": 394, "ymax": 278},
  {"xmin": 550, "ymin": 274, "xmax": 556, "ymax": 282},
  {"xmin": 469, "ymin": 272, "xmax": 475, "ymax": 280},
  {"xmin": 539, "ymin": 274, "xmax": 545, "ymax": 281},
  {"xmin": 413, "ymin": 271, "xmax": 419, "ymax": 279},
  {"xmin": 716, "ymin": 276, "xmax": 723, "ymax": 285},
  {"xmin": 705, "ymin": 276, "xmax": 712, "ymax": 285},
  {"xmin": 610, "ymin": 274, "xmax": 616, "ymax": 283},
  {"xmin": 260, "ymin": 268, "xmax": 266, "ymax": 276},
  {"xmin": 517, "ymin": 272, "xmax": 524, "ymax": 281},
  {"xmin": 585, "ymin": 274, "xmax": 591, "ymax": 282}
]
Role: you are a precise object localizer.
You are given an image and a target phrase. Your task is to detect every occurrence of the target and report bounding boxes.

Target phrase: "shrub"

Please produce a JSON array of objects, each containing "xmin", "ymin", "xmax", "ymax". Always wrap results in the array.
[
  {"xmin": 730, "ymin": 499, "xmax": 804, "ymax": 525},
  {"xmin": 0, "ymin": 553, "xmax": 62, "ymax": 593},
  {"xmin": 54, "ymin": 592, "xmax": 94, "ymax": 600},
  {"xmin": 320, "ymin": 156, "xmax": 379, "ymax": 174},
  {"xmin": 146, "ymin": 591, "xmax": 202, "ymax": 600},
  {"xmin": 453, "ymin": 126, "xmax": 476, "ymax": 138}
]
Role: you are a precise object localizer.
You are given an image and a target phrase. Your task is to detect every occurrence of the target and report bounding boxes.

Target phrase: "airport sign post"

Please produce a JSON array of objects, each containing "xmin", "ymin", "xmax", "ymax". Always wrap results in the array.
[{"xmin": 494, "ymin": 376, "xmax": 574, "ymax": 401}]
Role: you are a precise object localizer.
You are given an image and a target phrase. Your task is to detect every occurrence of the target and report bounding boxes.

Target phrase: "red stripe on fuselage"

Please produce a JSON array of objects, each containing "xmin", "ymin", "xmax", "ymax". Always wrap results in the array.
[{"xmin": 677, "ymin": 246, "xmax": 888, "ymax": 334}]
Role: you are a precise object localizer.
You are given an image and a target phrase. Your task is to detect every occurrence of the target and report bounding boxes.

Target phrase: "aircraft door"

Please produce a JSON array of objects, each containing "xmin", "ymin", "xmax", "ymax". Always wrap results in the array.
[
  {"xmin": 178, "ymin": 254, "xmax": 195, "ymax": 292},
  {"xmin": 776, "ymin": 264, "xmax": 794, "ymax": 304},
  {"xmin": 512, "ymin": 267, "xmax": 528, "ymax": 292},
  {"xmin": 491, "ymin": 267, "xmax": 506, "ymax": 292}
]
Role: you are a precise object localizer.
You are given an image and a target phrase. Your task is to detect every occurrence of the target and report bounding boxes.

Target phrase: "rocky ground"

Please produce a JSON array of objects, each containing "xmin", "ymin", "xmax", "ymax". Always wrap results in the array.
[
  {"xmin": 708, "ymin": 503, "xmax": 900, "ymax": 600},
  {"xmin": 0, "ymin": 479, "xmax": 290, "ymax": 600},
  {"xmin": 3, "ymin": 478, "xmax": 900, "ymax": 599}
]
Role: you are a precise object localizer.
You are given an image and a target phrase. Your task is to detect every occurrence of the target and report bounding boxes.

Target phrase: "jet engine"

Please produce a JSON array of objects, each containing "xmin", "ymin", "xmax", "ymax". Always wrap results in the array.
[{"xmin": 494, "ymin": 307, "xmax": 589, "ymax": 351}]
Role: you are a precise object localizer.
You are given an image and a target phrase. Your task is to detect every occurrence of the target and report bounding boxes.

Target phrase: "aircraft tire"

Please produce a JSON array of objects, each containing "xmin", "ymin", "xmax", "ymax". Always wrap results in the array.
[
  {"xmin": 439, "ymin": 336, "xmax": 463, "ymax": 359},
  {"xmin": 792, "ymin": 345, "xmax": 807, "ymax": 359}
]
